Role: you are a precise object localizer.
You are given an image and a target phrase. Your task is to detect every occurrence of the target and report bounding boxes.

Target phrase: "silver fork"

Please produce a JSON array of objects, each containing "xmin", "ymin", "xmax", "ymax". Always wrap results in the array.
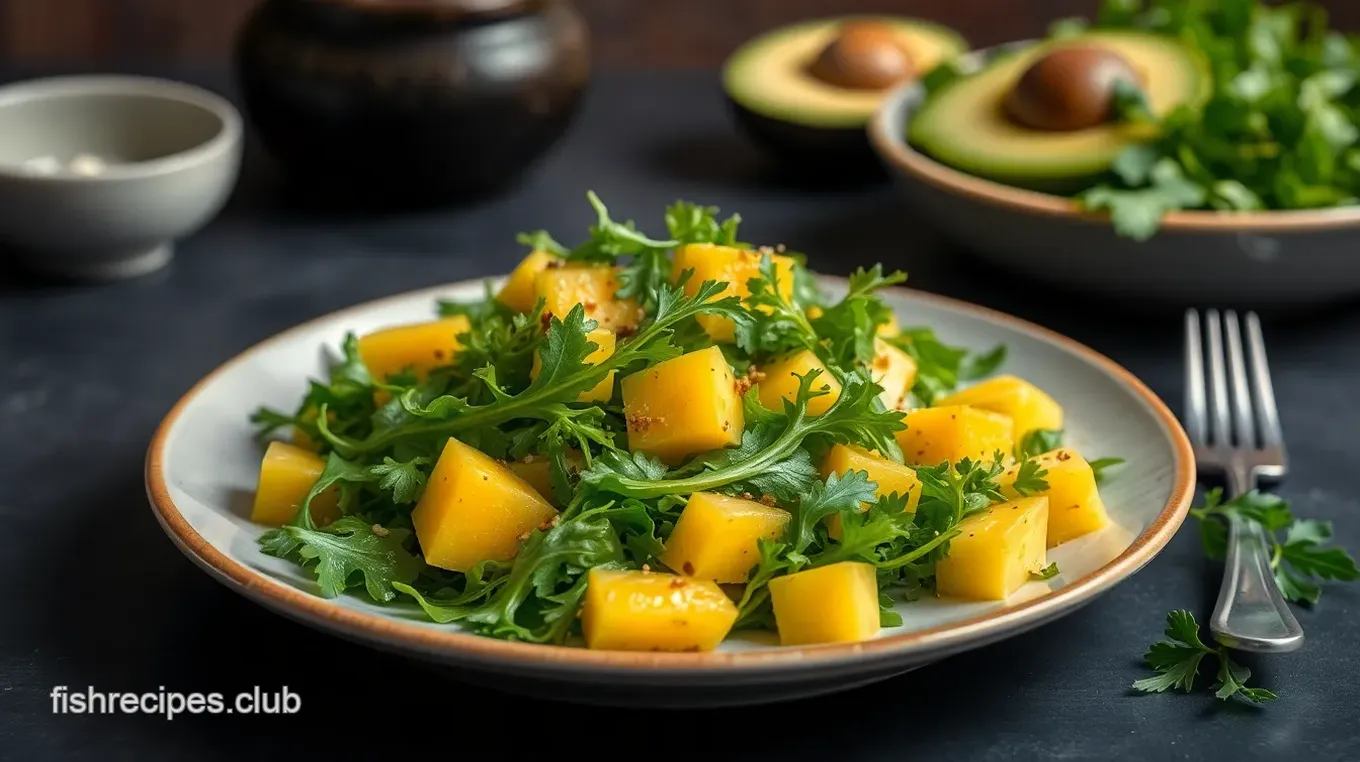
[{"xmin": 1184, "ymin": 309, "xmax": 1302, "ymax": 653}]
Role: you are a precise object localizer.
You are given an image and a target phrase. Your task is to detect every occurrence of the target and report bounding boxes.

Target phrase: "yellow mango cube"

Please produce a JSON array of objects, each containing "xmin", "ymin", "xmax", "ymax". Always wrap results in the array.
[
  {"xmin": 936, "ymin": 496, "xmax": 1049, "ymax": 600},
  {"xmin": 768, "ymin": 562, "xmax": 880, "ymax": 645},
  {"xmin": 998, "ymin": 448, "xmax": 1109, "ymax": 547},
  {"xmin": 357, "ymin": 315, "xmax": 471, "ymax": 385},
  {"xmin": 534, "ymin": 265, "xmax": 642, "ymax": 332},
  {"xmin": 897, "ymin": 405, "xmax": 1015, "ymax": 467},
  {"xmin": 621, "ymin": 346, "xmax": 743, "ymax": 464},
  {"xmin": 820, "ymin": 443, "xmax": 923, "ymax": 539},
  {"xmin": 673, "ymin": 242, "xmax": 795, "ymax": 342},
  {"xmin": 251, "ymin": 440, "xmax": 341, "ymax": 526},
  {"xmin": 936, "ymin": 375, "xmax": 1063, "ymax": 439},
  {"xmin": 497, "ymin": 249, "xmax": 562, "ymax": 313},
  {"xmin": 411, "ymin": 438, "xmax": 558, "ymax": 572},
  {"xmin": 660, "ymin": 492, "xmax": 790, "ymax": 583},
  {"xmin": 581, "ymin": 569, "xmax": 738, "ymax": 652},
  {"xmin": 871, "ymin": 338, "xmax": 918, "ymax": 411},
  {"xmin": 877, "ymin": 313, "xmax": 900, "ymax": 337},
  {"xmin": 757, "ymin": 349, "xmax": 841, "ymax": 416},
  {"xmin": 531, "ymin": 328, "xmax": 617, "ymax": 403}
]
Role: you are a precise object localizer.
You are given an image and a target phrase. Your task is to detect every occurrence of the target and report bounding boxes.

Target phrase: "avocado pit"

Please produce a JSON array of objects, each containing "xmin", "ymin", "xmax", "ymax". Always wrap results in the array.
[
  {"xmin": 1003, "ymin": 44, "xmax": 1144, "ymax": 131},
  {"xmin": 808, "ymin": 20, "xmax": 918, "ymax": 91}
]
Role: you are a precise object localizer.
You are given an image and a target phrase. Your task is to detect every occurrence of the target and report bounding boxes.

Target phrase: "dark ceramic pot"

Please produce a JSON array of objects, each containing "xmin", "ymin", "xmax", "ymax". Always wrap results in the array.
[{"xmin": 235, "ymin": 0, "xmax": 589, "ymax": 207}]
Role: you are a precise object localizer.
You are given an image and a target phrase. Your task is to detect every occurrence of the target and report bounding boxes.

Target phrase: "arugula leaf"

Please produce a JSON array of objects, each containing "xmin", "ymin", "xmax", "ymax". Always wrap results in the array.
[
  {"xmin": 886, "ymin": 329, "xmax": 1005, "ymax": 405},
  {"xmin": 810, "ymin": 265, "xmax": 906, "ymax": 368},
  {"xmin": 320, "ymin": 283, "xmax": 746, "ymax": 457},
  {"xmin": 1133, "ymin": 609, "xmax": 1277, "ymax": 704},
  {"xmin": 462, "ymin": 514, "xmax": 627, "ymax": 643},
  {"xmin": 1192, "ymin": 489, "xmax": 1359, "ymax": 605},
  {"xmin": 789, "ymin": 470, "xmax": 880, "ymax": 555},
  {"xmin": 263, "ymin": 517, "xmax": 421, "ymax": 602},
  {"xmin": 582, "ymin": 368, "xmax": 904, "ymax": 499},
  {"xmin": 735, "ymin": 252, "xmax": 822, "ymax": 357}
]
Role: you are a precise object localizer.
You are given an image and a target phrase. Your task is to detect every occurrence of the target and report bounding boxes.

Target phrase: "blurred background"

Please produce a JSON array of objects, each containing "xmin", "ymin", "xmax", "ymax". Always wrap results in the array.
[{"xmin": 9, "ymin": 0, "xmax": 1358, "ymax": 68}]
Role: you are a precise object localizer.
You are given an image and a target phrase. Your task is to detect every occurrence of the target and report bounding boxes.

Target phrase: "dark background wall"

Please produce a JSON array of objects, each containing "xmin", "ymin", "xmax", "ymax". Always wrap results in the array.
[{"xmin": 5, "ymin": 0, "xmax": 1358, "ymax": 68}]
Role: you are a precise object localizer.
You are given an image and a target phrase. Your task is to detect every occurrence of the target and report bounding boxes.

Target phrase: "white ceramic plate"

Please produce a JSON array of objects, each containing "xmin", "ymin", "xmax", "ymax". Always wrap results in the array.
[{"xmin": 146, "ymin": 275, "xmax": 1194, "ymax": 707}]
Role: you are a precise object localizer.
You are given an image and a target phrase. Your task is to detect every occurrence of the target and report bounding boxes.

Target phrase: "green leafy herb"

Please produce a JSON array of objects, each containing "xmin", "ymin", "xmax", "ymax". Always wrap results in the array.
[
  {"xmin": 1192, "ymin": 489, "xmax": 1359, "ymax": 605},
  {"xmin": 1072, "ymin": 0, "xmax": 1360, "ymax": 239},
  {"xmin": 262, "ymin": 517, "xmax": 421, "ymax": 602},
  {"xmin": 1008, "ymin": 457, "xmax": 1051, "ymax": 497},
  {"xmin": 1018, "ymin": 428, "xmax": 1064, "ymax": 459},
  {"xmin": 1031, "ymin": 562, "xmax": 1060, "ymax": 580},
  {"xmin": 886, "ymin": 329, "xmax": 1005, "ymax": 405},
  {"xmin": 809, "ymin": 265, "xmax": 906, "ymax": 368},
  {"xmin": 1133, "ymin": 610, "xmax": 1278, "ymax": 704},
  {"xmin": 1089, "ymin": 456, "xmax": 1126, "ymax": 483}
]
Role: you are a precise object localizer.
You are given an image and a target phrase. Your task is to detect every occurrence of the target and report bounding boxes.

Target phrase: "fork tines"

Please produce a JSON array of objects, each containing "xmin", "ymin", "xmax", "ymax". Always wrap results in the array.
[{"xmin": 1184, "ymin": 309, "xmax": 1287, "ymax": 480}]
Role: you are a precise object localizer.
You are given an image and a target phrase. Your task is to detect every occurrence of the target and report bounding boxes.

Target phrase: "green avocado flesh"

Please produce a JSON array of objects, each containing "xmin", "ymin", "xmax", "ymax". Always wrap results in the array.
[
  {"xmin": 909, "ymin": 31, "xmax": 1210, "ymax": 191},
  {"xmin": 724, "ymin": 17, "xmax": 968, "ymax": 130}
]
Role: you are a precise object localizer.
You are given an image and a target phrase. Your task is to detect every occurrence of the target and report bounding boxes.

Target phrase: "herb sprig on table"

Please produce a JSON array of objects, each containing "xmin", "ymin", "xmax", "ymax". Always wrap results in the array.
[
  {"xmin": 1134, "ymin": 490, "xmax": 1358, "ymax": 704},
  {"xmin": 249, "ymin": 193, "xmax": 1011, "ymax": 643},
  {"xmin": 1064, "ymin": 0, "xmax": 1360, "ymax": 239}
]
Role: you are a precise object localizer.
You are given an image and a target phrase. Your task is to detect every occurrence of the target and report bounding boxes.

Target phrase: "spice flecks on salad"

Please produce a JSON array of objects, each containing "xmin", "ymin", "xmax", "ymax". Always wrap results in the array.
[{"xmin": 248, "ymin": 193, "xmax": 1116, "ymax": 651}]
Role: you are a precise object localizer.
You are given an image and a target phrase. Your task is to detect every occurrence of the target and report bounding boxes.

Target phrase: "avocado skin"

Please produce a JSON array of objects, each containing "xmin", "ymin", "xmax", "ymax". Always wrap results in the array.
[{"xmin": 728, "ymin": 96, "xmax": 887, "ymax": 179}]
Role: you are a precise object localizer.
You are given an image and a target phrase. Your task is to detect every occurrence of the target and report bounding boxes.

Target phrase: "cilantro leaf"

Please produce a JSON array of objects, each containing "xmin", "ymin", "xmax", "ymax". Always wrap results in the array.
[
  {"xmin": 367, "ymin": 456, "xmax": 430, "ymax": 504},
  {"xmin": 1089, "ymin": 456, "xmax": 1126, "ymax": 483},
  {"xmin": 515, "ymin": 230, "xmax": 568, "ymax": 257},
  {"xmin": 810, "ymin": 265, "xmax": 907, "ymax": 368}
]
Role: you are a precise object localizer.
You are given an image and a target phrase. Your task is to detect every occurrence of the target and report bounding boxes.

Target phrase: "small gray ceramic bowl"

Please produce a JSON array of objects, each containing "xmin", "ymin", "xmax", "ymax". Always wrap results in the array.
[
  {"xmin": 0, "ymin": 75, "xmax": 243, "ymax": 280},
  {"xmin": 868, "ymin": 44, "xmax": 1360, "ymax": 308}
]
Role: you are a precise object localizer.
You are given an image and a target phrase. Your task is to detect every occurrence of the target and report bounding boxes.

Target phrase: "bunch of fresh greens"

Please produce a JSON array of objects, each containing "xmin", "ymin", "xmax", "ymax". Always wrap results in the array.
[
  {"xmin": 1135, "ymin": 489, "xmax": 1358, "ymax": 704},
  {"xmin": 249, "ymin": 193, "xmax": 1019, "ymax": 646},
  {"xmin": 1069, "ymin": 0, "xmax": 1360, "ymax": 239}
]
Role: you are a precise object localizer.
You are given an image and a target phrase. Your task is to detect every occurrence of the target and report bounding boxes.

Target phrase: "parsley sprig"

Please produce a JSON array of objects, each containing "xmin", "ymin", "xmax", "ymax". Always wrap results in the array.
[{"xmin": 1133, "ymin": 610, "xmax": 1278, "ymax": 704}]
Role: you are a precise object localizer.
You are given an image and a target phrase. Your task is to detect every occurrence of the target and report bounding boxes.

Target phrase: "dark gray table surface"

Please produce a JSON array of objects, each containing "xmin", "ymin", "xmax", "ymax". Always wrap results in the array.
[{"xmin": 3, "ymin": 68, "xmax": 1359, "ymax": 761}]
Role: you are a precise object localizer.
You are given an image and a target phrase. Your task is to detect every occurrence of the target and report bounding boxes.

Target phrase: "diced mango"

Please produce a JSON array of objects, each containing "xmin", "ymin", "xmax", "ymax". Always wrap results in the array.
[
  {"xmin": 768, "ymin": 562, "xmax": 880, "ymax": 645},
  {"xmin": 505, "ymin": 451, "xmax": 584, "ymax": 506},
  {"xmin": 897, "ymin": 405, "xmax": 1015, "ymax": 467},
  {"xmin": 660, "ymin": 492, "xmax": 790, "ymax": 583},
  {"xmin": 534, "ymin": 265, "xmax": 642, "ymax": 332},
  {"xmin": 673, "ymin": 242, "xmax": 796, "ymax": 342},
  {"xmin": 998, "ymin": 448, "xmax": 1108, "ymax": 547},
  {"xmin": 819, "ymin": 443, "xmax": 923, "ymax": 539},
  {"xmin": 357, "ymin": 315, "xmax": 470, "ymax": 385},
  {"xmin": 251, "ymin": 440, "xmax": 341, "ymax": 526},
  {"xmin": 936, "ymin": 375, "xmax": 1063, "ymax": 440},
  {"xmin": 581, "ymin": 569, "xmax": 738, "ymax": 652},
  {"xmin": 871, "ymin": 337, "xmax": 918, "ymax": 411},
  {"xmin": 936, "ymin": 496, "xmax": 1049, "ymax": 600},
  {"xmin": 621, "ymin": 346, "xmax": 743, "ymax": 464},
  {"xmin": 877, "ymin": 313, "xmax": 900, "ymax": 337},
  {"xmin": 531, "ymin": 328, "xmax": 617, "ymax": 403},
  {"xmin": 497, "ymin": 249, "xmax": 562, "ymax": 313},
  {"xmin": 757, "ymin": 350, "xmax": 841, "ymax": 416},
  {"xmin": 411, "ymin": 438, "xmax": 558, "ymax": 572}
]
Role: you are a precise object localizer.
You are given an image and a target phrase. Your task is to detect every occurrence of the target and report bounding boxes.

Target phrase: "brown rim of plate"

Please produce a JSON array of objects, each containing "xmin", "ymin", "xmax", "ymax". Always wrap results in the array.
[
  {"xmin": 144, "ymin": 276, "xmax": 1196, "ymax": 674},
  {"xmin": 867, "ymin": 80, "xmax": 1360, "ymax": 233}
]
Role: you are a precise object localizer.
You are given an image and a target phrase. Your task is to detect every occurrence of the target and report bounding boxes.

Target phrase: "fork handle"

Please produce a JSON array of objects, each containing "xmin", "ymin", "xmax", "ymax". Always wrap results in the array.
[{"xmin": 1209, "ymin": 473, "xmax": 1305, "ymax": 653}]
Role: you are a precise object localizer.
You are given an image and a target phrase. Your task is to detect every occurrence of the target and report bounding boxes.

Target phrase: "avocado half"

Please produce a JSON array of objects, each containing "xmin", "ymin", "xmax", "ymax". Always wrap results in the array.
[
  {"xmin": 724, "ymin": 17, "xmax": 968, "ymax": 174},
  {"xmin": 909, "ymin": 31, "xmax": 1211, "ymax": 193}
]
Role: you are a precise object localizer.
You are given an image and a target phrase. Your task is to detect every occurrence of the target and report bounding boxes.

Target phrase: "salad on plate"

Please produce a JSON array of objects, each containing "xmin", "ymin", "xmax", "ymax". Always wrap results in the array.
[{"xmin": 248, "ymin": 194, "xmax": 1120, "ymax": 652}]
